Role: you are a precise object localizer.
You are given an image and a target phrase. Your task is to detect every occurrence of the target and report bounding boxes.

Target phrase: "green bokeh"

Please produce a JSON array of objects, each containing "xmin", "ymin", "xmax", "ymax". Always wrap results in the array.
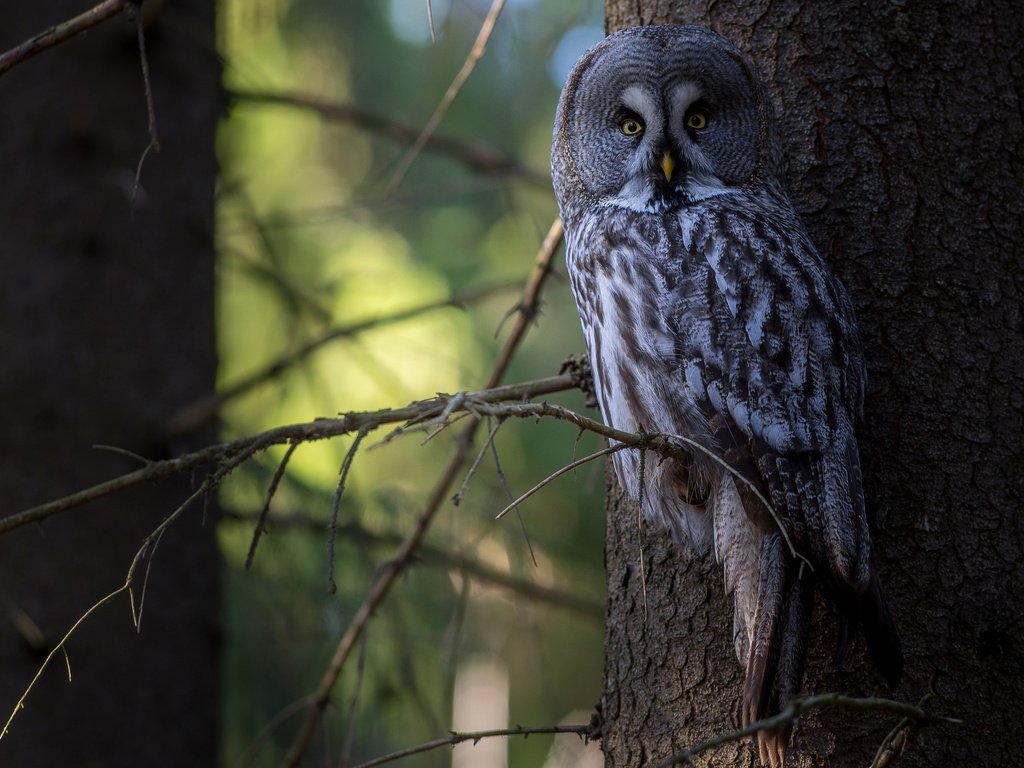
[{"xmin": 216, "ymin": 1, "xmax": 607, "ymax": 766}]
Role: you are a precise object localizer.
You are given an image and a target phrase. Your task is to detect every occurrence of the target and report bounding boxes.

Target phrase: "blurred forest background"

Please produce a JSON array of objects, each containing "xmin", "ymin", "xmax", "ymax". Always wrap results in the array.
[
  {"xmin": 2, "ymin": 1, "xmax": 1020, "ymax": 766},
  {"xmin": 0, "ymin": 0, "xmax": 617, "ymax": 766},
  {"xmin": 217, "ymin": 0, "xmax": 605, "ymax": 766}
]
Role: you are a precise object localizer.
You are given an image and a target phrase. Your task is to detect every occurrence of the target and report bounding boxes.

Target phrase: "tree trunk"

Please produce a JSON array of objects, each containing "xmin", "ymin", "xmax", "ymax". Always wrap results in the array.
[
  {"xmin": 601, "ymin": 2, "xmax": 1023, "ymax": 766},
  {"xmin": 0, "ymin": 3, "xmax": 221, "ymax": 765}
]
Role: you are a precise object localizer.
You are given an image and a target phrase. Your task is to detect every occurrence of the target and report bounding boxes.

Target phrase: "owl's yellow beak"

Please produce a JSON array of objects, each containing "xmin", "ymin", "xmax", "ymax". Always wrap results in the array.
[{"xmin": 660, "ymin": 151, "xmax": 675, "ymax": 182}]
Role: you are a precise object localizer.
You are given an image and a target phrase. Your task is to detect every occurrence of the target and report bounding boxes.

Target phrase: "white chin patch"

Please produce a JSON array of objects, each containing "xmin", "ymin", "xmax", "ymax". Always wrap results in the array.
[
  {"xmin": 683, "ymin": 173, "xmax": 732, "ymax": 201},
  {"xmin": 604, "ymin": 176, "xmax": 657, "ymax": 212},
  {"xmin": 604, "ymin": 172, "xmax": 733, "ymax": 212}
]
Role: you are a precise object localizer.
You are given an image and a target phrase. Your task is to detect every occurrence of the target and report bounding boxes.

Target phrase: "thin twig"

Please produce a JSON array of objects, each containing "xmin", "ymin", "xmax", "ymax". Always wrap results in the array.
[
  {"xmin": 0, "ymin": 583, "xmax": 129, "ymax": 740},
  {"xmin": 647, "ymin": 693, "xmax": 954, "ymax": 768},
  {"xmin": 161, "ymin": 280, "xmax": 520, "ymax": 439},
  {"xmin": 92, "ymin": 443, "xmax": 153, "ymax": 465},
  {"xmin": 441, "ymin": 573, "xmax": 471, "ymax": 730},
  {"xmin": 471, "ymin": 397, "xmax": 805, "ymax": 565},
  {"xmin": 426, "ymin": 0, "xmax": 437, "ymax": 43},
  {"xmin": 0, "ymin": 0, "xmax": 129, "ymax": 77},
  {"xmin": 245, "ymin": 441, "xmax": 300, "ymax": 569},
  {"xmin": 131, "ymin": 7, "xmax": 160, "ymax": 205},
  {"xmin": 383, "ymin": 0, "xmax": 507, "ymax": 195},
  {"xmin": 338, "ymin": 632, "xmax": 367, "ymax": 768},
  {"xmin": 495, "ymin": 443, "xmax": 626, "ymax": 520},
  {"xmin": 221, "ymin": 511, "xmax": 603, "ymax": 618},
  {"xmin": 133, "ymin": 525, "xmax": 165, "ymax": 631},
  {"xmin": 233, "ymin": 695, "xmax": 314, "ymax": 768},
  {"xmin": 452, "ymin": 417, "xmax": 505, "ymax": 506},
  {"xmin": 279, "ymin": 218, "xmax": 563, "ymax": 768},
  {"xmin": 490, "ymin": 418, "xmax": 538, "ymax": 567},
  {"xmin": 8, "ymin": 388, "xmax": 709, "ymax": 543},
  {"xmin": 7, "ymin": 381, "xmax": 742, "ymax": 548},
  {"xmin": 870, "ymin": 717, "xmax": 910, "ymax": 768},
  {"xmin": 869, "ymin": 693, "xmax": 933, "ymax": 768},
  {"xmin": 327, "ymin": 430, "xmax": 368, "ymax": 594},
  {"xmin": 1, "ymin": 442, "xmax": 261, "ymax": 741},
  {"xmin": 349, "ymin": 724, "xmax": 590, "ymax": 768},
  {"xmin": 230, "ymin": 90, "xmax": 547, "ymax": 186}
]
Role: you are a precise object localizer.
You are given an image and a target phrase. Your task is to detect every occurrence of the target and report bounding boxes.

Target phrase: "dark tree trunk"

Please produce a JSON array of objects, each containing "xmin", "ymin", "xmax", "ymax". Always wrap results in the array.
[
  {"xmin": 601, "ymin": 1, "xmax": 1023, "ymax": 766},
  {"xmin": 0, "ymin": 4, "xmax": 221, "ymax": 765}
]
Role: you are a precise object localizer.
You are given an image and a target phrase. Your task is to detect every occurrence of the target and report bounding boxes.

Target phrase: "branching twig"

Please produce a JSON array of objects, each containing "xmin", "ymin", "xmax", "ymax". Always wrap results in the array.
[
  {"xmin": 452, "ymin": 417, "xmax": 505, "ymax": 506},
  {"xmin": 131, "ymin": 7, "xmax": 159, "ymax": 204},
  {"xmin": 161, "ymin": 280, "xmax": 520, "ymax": 439},
  {"xmin": 221, "ymin": 511, "xmax": 603, "ymax": 618},
  {"xmin": 338, "ymin": 632, "xmax": 367, "ymax": 768},
  {"xmin": 232, "ymin": 695, "xmax": 314, "ymax": 768},
  {"xmin": 647, "ymin": 693, "xmax": 954, "ymax": 768},
  {"xmin": 348, "ymin": 724, "xmax": 589, "ymax": 768},
  {"xmin": 869, "ymin": 693, "xmax": 933, "ymax": 768},
  {"xmin": 279, "ymin": 217, "xmax": 563, "ymax": 768},
  {"xmin": 0, "ymin": 584, "xmax": 128, "ymax": 740},
  {"xmin": 230, "ymin": 90, "xmax": 547, "ymax": 186},
  {"xmin": 470, "ymin": 398, "xmax": 804, "ymax": 564},
  {"xmin": 0, "ymin": 0, "xmax": 129, "ymax": 77},
  {"xmin": 245, "ymin": 441, "xmax": 300, "ymax": 569},
  {"xmin": 327, "ymin": 430, "xmax": 368, "ymax": 594},
  {"xmin": 7, "ymin": 384, "xmax": 724, "ymax": 549},
  {"xmin": 495, "ymin": 443, "xmax": 626, "ymax": 520},
  {"xmin": 9, "ymin": 370, "xmax": 759, "ymax": 559},
  {"xmin": 384, "ymin": 0, "xmax": 507, "ymax": 195},
  {"xmin": 1, "ymin": 440, "xmax": 260, "ymax": 741}
]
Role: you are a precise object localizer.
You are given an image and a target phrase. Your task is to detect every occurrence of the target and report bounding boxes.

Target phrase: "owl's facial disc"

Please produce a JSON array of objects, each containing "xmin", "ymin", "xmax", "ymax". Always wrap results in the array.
[{"xmin": 603, "ymin": 80, "xmax": 731, "ymax": 213}]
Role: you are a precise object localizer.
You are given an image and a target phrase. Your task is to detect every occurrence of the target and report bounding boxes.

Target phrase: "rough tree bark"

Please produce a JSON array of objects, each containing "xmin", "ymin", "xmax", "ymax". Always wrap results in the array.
[
  {"xmin": 0, "ymin": 3, "xmax": 220, "ymax": 765},
  {"xmin": 601, "ymin": 1, "xmax": 1023, "ymax": 766}
]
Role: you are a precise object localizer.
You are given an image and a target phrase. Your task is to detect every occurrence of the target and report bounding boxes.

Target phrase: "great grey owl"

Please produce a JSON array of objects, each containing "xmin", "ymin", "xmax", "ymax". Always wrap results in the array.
[{"xmin": 551, "ymin": 24, "xmax": 902, "ymax": 765}]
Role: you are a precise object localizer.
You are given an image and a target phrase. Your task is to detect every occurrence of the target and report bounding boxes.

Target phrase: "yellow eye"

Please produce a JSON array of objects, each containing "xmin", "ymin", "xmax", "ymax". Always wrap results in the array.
[
  {"xmin": 620, "ymin": 118, "xmax": 644, "ymax": 136},
  {"xmin": 686, "ymin": 111, "xmax": 709, "ymax": 130}
]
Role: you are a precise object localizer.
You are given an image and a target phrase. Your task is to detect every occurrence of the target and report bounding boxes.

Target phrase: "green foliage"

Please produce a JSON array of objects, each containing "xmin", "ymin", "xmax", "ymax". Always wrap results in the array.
[{"xmin": 216, "ymin": 1, "xmax": 606, "ymax": 765}]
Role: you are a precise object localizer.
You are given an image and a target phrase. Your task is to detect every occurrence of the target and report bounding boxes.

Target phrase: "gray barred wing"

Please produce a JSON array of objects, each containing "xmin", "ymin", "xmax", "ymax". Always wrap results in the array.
[{"xmin": 669, "ymin": 196, "xmax": 872, "ymax": 589}]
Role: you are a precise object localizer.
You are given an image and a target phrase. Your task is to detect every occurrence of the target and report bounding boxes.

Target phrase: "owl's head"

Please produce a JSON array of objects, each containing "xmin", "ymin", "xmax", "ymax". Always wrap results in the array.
[{"xmin": 552, "ymin": 25, "xmax": 782, "ymax": 214}]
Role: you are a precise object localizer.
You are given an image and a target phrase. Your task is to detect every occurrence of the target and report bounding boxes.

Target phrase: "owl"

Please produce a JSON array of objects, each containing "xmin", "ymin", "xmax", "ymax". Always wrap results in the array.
[{"xmin": 551, "ymin": 25, "xmax": 902, "ymax": 766}]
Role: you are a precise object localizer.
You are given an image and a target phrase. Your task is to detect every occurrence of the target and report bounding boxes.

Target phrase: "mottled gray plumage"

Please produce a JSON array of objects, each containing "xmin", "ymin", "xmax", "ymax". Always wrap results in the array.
[{"xmin": 552, "ymin": 25, "xmax": 901, "ymax": 766}]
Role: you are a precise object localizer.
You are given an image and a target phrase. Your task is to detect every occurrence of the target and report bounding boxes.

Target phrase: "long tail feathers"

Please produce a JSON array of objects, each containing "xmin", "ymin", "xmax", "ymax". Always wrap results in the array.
[
  {"xmin": 742, "ymin": 531, "xmax": 812, "ymax": 768},
  {"xmin": 835, "ymin": 569, "xmax": 903, "ymax": 687},
  {"xmin": 743, "ymin": 544, "xmax": 902, "ymax": 768}
]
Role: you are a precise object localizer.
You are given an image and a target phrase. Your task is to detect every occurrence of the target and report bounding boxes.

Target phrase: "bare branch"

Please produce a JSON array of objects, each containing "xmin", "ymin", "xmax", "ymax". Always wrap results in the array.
[
  {"xmin": 384, "ymin": 0, "xmax": 507, "ymax": 194},
  {"xmin": 221, "ymin": 511, "xmax": 603, "ymax": 618},
  {"xmin": 869, "ymin": 693, "xmax": 934, "ymax": 768},
  {"xmin": 161, "ymin": 280, "xmax": 521, "ymax": 439},
  {"xmin": 0, "ymin": 0, "xmax": 129, "ymax": 77},
  {"xmin": 349, "ymin": 724, "xmax": 590, "ymax": 768},
  {"xmin": 426, "ymin": 0, "xmax": 437, "ymax": 44},
  {"xmin": 2, "ymin": 440, "xmax": 259, "ymax": 741},
  {"xmin": 280, "ymin": 217, "xmax": 563, "ymax": 767},
  {"xmin": 229, "ymin": 90, "xmax": 547, "ymax": 186},
  {"xmin": 452, "ymin": 417, "xmax": 505, "ymax": 506},
  {"xmin": 1, "ymin": 373, "xmax": 580, "ymax": 537},
  {"xmin": 471, "ymin": 399, "xmax": 805, "ymax": 564},
  {"xmin": 488, "ymin": 416, "xmax": 538, "ymax": 566},
  {"xmin": 647, "ymin": 693, "xmax": 953, "ymax": 768},
  {"xmin": 495, "ymin": 443, "xmax": 626, "ymax": 520},
  {"xmin": 131, "ymin": 7, "xmax": 159, "ymax": 204},
  {"xmin": 338, "ymin": 632, "xmax": 368, "ymax": 768},
  {"xmin": 488, "ymin": 219, "xmax": 563, "ymax": 380},
  {"xmin": 232, "ymin": 695, "xmax": 314, "ymax": 768},
  {"xmin": 245, "ymin": 441, "xmax": 300, "ymax": 569},
  {"xmin": 327, "ymin": 430, "xmax": 368, "ymax": 594},
  {"xmin": 0, "ymin": 583, "xmax": 129, "ymax": 740}
]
